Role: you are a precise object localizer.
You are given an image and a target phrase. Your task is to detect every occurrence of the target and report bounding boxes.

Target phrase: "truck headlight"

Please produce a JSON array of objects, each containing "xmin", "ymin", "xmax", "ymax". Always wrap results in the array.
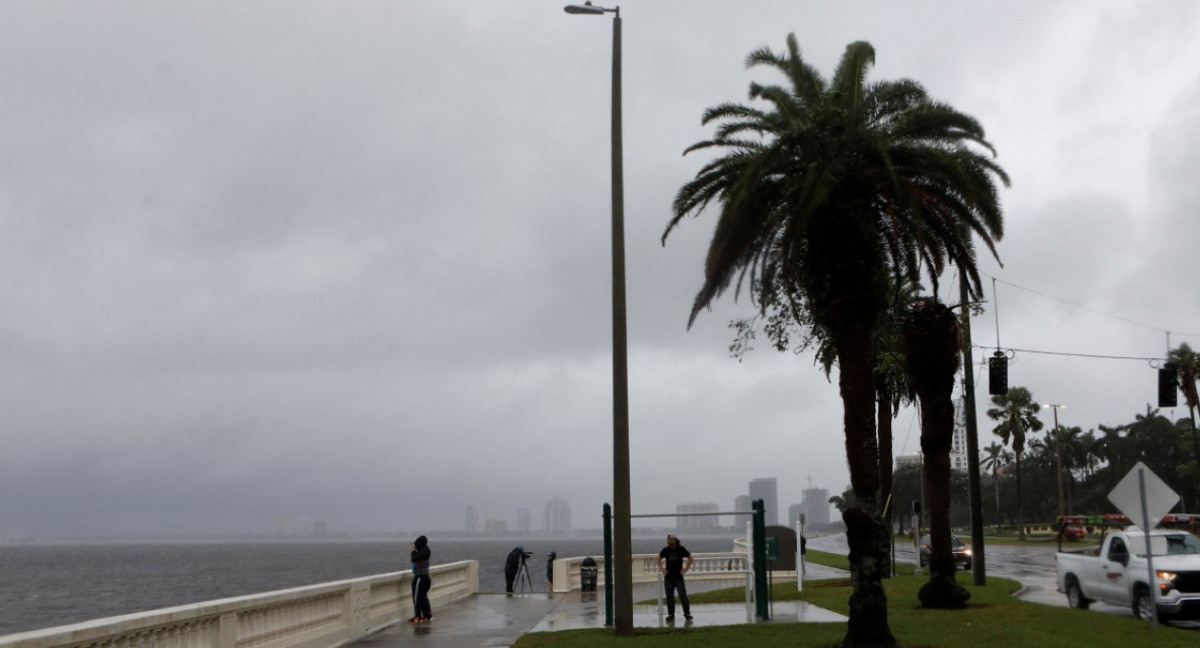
[{"xmin": 1158, "ymin": 571, "xmax": 1177, "ymax": 594}]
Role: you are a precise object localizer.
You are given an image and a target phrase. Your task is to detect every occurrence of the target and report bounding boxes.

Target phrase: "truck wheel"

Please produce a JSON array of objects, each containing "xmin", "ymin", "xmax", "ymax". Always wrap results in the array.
[
  {"xmin": 1132, "ymin": 588, "xmax": 1154, "ymax": 621},
  {"xmin": 1065, "ymin": 579, "xmax": 1089, "ymax": 610}
]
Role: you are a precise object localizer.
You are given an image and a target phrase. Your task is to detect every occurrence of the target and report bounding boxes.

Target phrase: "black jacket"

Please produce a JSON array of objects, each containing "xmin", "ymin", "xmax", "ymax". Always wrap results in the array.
[{"xmin": 411, "ymin": 536, "xmax": 431, "ymax": 576}]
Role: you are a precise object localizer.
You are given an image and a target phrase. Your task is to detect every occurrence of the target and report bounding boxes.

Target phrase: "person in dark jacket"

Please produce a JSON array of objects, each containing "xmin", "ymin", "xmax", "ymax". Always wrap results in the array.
[
  {"xmin": 546, "ymin": 552, "xmax": 557, "ymax": 593},
  {"xmin": 409, "ymin": 536, "xmax": 432, "ymax": 623},
  {"xmin": 504, "ymin": 545, "xmax": 525, "ymax": 594}
]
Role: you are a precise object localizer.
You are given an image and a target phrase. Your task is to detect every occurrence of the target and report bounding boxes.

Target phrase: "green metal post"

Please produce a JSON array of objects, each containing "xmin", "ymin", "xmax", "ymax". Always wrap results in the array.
[
  {"xmin": 603, "ymin": 503, "xmax": 613, "ymax": 627},
  {"xmin": 752, "ymin": 499, "xmax": 769, "ymax": 620}
]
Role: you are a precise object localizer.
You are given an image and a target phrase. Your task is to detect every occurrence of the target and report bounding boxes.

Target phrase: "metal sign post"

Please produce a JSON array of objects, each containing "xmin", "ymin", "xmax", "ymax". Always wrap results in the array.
[{"xmin": 1107, "ymin": 461, "xmax": 1180, "ymax": 630}]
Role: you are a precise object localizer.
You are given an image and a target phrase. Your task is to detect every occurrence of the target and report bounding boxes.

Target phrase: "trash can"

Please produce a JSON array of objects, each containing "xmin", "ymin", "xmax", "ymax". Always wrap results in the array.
[{"xmin": 580, "ymin": 556, "xmax": 598, "ymax": 592}]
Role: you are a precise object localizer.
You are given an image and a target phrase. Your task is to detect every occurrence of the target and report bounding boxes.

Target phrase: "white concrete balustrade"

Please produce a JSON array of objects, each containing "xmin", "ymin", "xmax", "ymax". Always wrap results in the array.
[
  {"xmin": 3, "ymin": 552, "xmax": 770, "ymax": 648},
  {"xmin": 0, "ymin": 561, "xmax": 479, "ymax": 648},
  {"xmin": 552, "ymin": 552, "xmax": 757, "ymax": 593}
]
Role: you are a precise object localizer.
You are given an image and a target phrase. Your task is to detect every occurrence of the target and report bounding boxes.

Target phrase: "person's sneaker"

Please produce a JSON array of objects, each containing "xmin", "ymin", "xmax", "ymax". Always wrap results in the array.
[
  {"xmin": 408, "ymin": 617, "xmax": 421, "ymax": 624},
  {"xmin": 684, "ymin": 614, "xmax": 693, "ymax": 621},
  {"xmin": 420, "ymin": 617, "xmax": 432, "ymax": 623},
  {"xmin": 664, "ymin": 615, "xmax": 674, "ymax": 622}
]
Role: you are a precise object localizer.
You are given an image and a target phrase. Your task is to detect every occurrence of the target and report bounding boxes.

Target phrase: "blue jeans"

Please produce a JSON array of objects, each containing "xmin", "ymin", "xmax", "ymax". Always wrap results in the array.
[
  {"xmin": 412, "ymin": 574, "xmax": 432, "ymax": 619},
  {"xmin": 663, "ymin": 574, "xmax": 690, "ymax": 617}
]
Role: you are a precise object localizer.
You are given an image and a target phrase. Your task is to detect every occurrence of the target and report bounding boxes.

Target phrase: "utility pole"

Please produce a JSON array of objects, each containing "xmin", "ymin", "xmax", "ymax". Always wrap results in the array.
[{"xmin": 960, "ymin": 274, "xmax": 986, "ymax": 585}]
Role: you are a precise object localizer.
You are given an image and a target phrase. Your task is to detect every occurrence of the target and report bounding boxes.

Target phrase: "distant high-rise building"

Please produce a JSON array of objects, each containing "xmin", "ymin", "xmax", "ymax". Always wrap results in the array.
[
  {"xmin": 895, "ymin": 454, "xmax": 921, "ymax": 470},
  {"xmin": 787, "ymin": 503, "xmax": 805, "ymax": 527},
  {"xmin": 749, "ymin": 478, "xmax": 779, "ymax": 526},
  {"xmin": 516, "ymin": 508, "xmax": 533, "ymax": 534},
  {"xmin": 733, "ymin": 495, "xmax": 752, "ymax": 529},
  {"xmin": 484, "ymin": 519, "xmax": 507, "ymax": 535},
  {"xmin": 272, "ymin": 516, "xmax": 295, "ymax": 537},
  {"xmin": 465, "ymin": 505, "xmax": 482, "ymax": 534},
  {"xmin": 951, "ymin": 399, "xmax": 969, "ymax": 472},
  {"xmin": 676, "ymin": 502, "xmax": 719, "ymax": 530},
  {"xmin": 802, "ymin": 487, "xmax": 831, "ymax": 526},
  {"xmin": 544, "ymin": 498, "xmax": 572, "ymax": 534}
]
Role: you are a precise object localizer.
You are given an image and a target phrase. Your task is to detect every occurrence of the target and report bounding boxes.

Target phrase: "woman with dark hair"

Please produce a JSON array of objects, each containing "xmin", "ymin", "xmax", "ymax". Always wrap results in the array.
[{"xmin": 409, "ymin": 536, "xmax": 432, "ymax": 623}]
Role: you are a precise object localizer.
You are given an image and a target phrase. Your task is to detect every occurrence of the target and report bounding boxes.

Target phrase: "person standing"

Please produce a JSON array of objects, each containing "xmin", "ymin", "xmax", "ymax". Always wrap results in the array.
[
  {"xmin": 546, "ymin": 551, "xmax": 557, "ymax": 593},
  {"xmin": 656, "ymin": 534, "xmax": 693, "ymax": 621},
  {"xmin": 504, "ymin": 545, "xmax": 525, "ymax": 594},
  {"xmin": 409, "ymin": 536, "xmax": 432, "ymax": 623}
]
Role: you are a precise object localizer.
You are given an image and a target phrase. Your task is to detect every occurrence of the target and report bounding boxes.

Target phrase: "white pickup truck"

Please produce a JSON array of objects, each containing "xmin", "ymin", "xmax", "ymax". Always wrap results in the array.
[{"xmin": 1055, "ymin": 527, "xmax": 1200, "ymax": 621}]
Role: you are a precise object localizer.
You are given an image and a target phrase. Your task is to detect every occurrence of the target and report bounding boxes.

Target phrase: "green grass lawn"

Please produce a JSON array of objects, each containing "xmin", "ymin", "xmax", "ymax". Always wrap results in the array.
[{"xmin": 513, "ymin": 550, "xmax": 1197, "ymax": 648}]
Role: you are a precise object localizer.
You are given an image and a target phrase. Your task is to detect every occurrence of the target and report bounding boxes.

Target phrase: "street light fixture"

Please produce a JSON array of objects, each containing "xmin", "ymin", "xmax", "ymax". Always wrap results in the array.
[
  {"xmin": 562, "ymin": 2, "xmax": 632, "ymax": 637},
  {"xmin": 1044, "ymin": 403, "xmax": 1067, "ymax": 517},
  {"xmin": 564, "ymin": 1, "xmax": 607, "ymax": 15}
]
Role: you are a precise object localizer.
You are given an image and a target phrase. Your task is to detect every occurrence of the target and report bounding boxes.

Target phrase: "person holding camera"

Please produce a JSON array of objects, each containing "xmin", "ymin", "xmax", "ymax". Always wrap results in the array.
[
  {"xmin": 409, "ymin": 535, "xmax": 432, "ymax": 623},
  {"xmin": 504, "ymin": 545, "xmax": 526, "ymax": 594},
  {"xmin": 657, "ymin": 534, "xmax": 693, "ymax": 622}
]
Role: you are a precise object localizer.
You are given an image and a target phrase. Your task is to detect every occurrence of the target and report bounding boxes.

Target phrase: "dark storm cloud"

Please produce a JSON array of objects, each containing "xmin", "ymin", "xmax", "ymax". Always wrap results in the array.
[{"xmin": 2, "ymin": 1, "xmax": 1200, "ymax": 539}]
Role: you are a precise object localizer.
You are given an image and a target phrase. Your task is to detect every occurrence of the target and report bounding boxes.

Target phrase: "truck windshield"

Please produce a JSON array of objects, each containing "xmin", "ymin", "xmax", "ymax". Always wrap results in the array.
[{"xmin": 1126, "ymin": 533, "xmax": 1200, "ymax": 557}]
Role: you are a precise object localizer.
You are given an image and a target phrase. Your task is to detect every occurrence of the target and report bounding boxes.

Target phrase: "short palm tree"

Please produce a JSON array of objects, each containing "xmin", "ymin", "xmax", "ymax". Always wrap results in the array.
[
  {"xmin": 901, "ymin": 298, "xmax": 970, "ymax": 608},
  {"xmin": 986, "ymin": 386, "xmax": 1043, "ymax": 541},
  {"xmin": 981, "ymin": 441, "xmax": 1009, "ymax": 524},
  {"xmin": 664, "ymin": 35, "xmax": 1007, "ymax": 645}
]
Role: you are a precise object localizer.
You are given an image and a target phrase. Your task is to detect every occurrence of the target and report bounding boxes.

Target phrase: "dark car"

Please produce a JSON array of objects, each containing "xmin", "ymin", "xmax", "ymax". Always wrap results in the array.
[{"xmin": 919, "ymin": 534, "xmax": 972, "ymax": 570}]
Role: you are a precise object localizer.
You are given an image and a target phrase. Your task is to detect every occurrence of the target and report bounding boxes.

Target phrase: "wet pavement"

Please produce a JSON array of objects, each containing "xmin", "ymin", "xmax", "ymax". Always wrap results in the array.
[
  {"xmin": 355, "ymin": 562, "xmax": 849, "ymax": 648},
  {"xmin": 353, "ymin": 534, "xmax": 1197, "ymax": 647}
]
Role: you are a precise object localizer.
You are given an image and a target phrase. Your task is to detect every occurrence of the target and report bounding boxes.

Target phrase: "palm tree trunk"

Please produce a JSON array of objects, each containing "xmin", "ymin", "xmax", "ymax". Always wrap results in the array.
[
  {"xmin": 992, "ymin": 468, "xmax": 1000, "ymax": 528},
  {"xmin": 916, "ymin": 384, "xmax": 969, "ymax": 607},
  {"xmin": 835, "ymin": 320, "xmax": 896, "ymax": 648},
  {"xmin": 1015, "ymin": 452, "xmax": 1025, "ymax": 541}
]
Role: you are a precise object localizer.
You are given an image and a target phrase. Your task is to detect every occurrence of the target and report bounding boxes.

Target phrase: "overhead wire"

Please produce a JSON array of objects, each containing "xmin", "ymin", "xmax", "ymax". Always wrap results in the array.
[
  {"xmin": 970, "ymin": 344, "xmax": 1158, "ymax": 363},
  {"xmin": 981, "ymin": 271, "xmax": 1200, "ymax": 339}
]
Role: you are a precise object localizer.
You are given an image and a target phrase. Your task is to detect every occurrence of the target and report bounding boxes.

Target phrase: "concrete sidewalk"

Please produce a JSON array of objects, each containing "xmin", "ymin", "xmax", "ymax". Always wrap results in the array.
[{"xmin": 357, "ymin": 563, "xmax": 849, "ymax": 648}]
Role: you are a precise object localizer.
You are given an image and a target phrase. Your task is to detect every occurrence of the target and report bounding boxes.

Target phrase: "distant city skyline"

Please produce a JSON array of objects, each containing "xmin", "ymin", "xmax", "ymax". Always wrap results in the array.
[{"xmin": 749, "ymin": 478, "xmax": 779, "ymax": 526}]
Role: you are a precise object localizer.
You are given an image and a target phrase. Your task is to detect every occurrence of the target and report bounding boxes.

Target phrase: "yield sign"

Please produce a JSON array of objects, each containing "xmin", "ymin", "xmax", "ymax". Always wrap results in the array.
[{"xmin": 1108, "ymin": 461, "xmax": 1179, "ymax": 529}]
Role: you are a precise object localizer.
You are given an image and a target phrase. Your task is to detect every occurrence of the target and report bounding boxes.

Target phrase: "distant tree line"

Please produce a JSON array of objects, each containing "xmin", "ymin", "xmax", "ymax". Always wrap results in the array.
[{"xmin": 833, "ymin": 394, "xmax": 1200, "ymax": 531}]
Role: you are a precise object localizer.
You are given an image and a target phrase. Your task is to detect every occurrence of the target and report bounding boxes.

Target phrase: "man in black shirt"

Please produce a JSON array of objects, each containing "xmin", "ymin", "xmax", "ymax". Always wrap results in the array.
[{"xmin": 656, "ymin": 534, "xmax": 693, "ymax": 621}]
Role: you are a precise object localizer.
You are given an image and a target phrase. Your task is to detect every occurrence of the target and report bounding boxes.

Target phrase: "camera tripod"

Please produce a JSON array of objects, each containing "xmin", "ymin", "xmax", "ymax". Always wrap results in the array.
[{"xmin": 513, "ymin": 553, "xmax": 534, "ymax": 593}]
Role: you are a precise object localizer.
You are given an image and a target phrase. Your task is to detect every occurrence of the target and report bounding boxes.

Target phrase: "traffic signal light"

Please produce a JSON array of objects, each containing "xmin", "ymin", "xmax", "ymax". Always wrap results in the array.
[
  {"xmin": 988, "ymin": 352, "xmax": 1008, "ymax": 395},
  {"xmin": 1159, "ymin": 363, "xmax": 1178, "ymax": 407}
]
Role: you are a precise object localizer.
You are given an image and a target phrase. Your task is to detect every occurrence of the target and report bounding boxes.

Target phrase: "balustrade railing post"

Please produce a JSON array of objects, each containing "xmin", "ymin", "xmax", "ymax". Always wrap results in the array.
[{"xmin": 217, "ymin": 613, "xmax": 237, "ymax": 648}]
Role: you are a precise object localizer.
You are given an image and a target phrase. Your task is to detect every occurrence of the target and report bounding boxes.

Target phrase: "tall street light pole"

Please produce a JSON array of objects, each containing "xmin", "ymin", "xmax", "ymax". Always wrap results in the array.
[
  {"xmin": 563, "ymin": 2, "xmax": 632, "ymax": 636},
  {"xmin": 1044, "ymin": 403, "xmax": 1067, "ymax": 517}
]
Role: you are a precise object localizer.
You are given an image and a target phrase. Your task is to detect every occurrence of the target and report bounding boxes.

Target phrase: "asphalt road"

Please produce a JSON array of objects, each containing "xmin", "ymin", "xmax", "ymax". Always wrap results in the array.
[{"xmin": 805, "ymin": 532, "xmax": 1199, "ymax": 627}]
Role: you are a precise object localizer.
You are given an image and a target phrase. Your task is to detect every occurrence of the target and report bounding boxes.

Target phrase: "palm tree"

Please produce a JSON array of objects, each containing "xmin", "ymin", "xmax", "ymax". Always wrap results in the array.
[
  {"xmin": 1055, "ymin": 425, "xmax": 1090, "ymax": 513},
  {"xmin": 986, "ymin": 387, "xmax": 1043, "ymax": 541},
  {"xmin": 901, "ymin": 298, "xmax": 970, "ymax": 607},
  {"xmin": 981, "ymin": 441, "xmax": 1008, "ymax": 525},
  {"xmin": 664, "ymin": 36, "xmax": 1007, "ymax": 643},
  {"xmin": 1168, "ymin": 343, "xmax": 1200, "ymax": 506}
]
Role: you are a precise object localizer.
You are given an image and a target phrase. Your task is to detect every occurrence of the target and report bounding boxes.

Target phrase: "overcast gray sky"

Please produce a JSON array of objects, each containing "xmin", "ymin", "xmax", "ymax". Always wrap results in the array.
[{"xmin": 2, "ymin": 0, "xmax": 1199, "ymax": 539}]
